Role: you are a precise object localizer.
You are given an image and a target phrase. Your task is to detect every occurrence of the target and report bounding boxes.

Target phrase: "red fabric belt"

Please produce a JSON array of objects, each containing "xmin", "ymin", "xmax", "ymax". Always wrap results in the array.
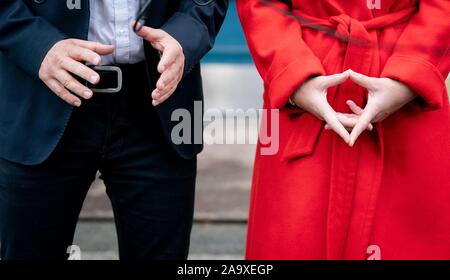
[{"xmin": 294, "ymin": 7, "xmax": 417, "ymax": 41}]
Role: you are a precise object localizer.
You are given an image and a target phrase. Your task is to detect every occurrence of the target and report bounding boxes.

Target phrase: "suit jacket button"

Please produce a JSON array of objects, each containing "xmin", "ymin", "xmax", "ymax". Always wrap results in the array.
[{"xmin": 33, "ymin": 0, "xmax": 46, "ymax": 3}]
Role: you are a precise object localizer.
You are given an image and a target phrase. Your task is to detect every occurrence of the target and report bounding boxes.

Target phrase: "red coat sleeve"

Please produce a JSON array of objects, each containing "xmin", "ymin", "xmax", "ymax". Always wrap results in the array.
[
  {"xmin": 236, "ymin": 0, "xmax": 326, "ymax": 109},
  {"xmin": 381, "ymin": 0, "xmax": 450, "ymax": 110}
]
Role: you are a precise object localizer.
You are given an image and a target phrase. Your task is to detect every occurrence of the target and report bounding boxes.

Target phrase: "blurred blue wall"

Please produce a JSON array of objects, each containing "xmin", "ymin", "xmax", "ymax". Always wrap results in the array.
[{"xmin": 202, "ymin": 0, "xmax": 252, "ymax": 64}]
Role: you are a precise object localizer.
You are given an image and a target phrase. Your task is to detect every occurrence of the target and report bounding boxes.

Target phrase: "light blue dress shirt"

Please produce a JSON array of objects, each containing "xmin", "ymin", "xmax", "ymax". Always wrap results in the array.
[{"xmin": 88, "ymin": 0, "xmax": 146, "ymax": 65}]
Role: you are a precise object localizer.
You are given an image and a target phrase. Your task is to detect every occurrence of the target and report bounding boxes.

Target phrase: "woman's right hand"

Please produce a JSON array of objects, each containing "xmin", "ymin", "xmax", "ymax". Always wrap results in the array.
[{"xmin": 290, "ymin": 70, "xmax": 353, "ymax": 144}]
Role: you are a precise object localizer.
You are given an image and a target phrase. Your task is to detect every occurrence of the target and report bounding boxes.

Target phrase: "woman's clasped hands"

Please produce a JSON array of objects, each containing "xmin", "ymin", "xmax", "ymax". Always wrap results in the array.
[{"xmin": 290, "ymin": 69, "xmax": 416, "ymax": 146}]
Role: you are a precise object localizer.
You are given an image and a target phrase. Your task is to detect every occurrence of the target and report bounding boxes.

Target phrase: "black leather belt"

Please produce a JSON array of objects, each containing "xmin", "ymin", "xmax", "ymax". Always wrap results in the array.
[{"xmin": 81, "ymin": 61, "xmax": 148, "ymax": 93}]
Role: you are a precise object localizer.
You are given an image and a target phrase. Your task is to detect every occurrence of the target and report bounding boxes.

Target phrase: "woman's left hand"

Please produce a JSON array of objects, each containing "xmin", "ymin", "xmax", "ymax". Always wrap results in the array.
[{"xmin": 347, "ymin": 70, "xmax": 416, "ymax": 147}]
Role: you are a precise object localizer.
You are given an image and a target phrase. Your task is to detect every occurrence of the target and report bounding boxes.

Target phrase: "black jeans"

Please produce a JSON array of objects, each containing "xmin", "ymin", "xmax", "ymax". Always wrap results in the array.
[{"xmin": 0, "ymin": 66, "xmax": 197, "ymax": 260}]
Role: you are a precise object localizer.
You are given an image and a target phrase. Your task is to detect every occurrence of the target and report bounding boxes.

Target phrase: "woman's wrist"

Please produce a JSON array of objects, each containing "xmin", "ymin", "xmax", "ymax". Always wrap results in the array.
[{"xmin": 289, "ymin": 76, "xmax": 316, "ymax": 108}]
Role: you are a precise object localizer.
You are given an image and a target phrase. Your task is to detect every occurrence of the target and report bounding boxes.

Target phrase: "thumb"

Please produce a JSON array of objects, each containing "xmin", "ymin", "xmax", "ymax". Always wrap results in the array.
[
  {"xmin": 321, "ymin": 70, "xmax": 350, "ymax": 89},
  {"xmin": 135, "ymin": 23, "xmax": 165, "ymax": 44},
  {"xmin": 349, "ymin": 70, "xmax": 376, "ymax": 90}
]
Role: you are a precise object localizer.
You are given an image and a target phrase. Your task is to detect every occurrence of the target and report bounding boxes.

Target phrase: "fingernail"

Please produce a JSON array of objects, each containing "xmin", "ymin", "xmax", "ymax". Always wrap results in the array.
[
  {"xmin": 84, "ymin": 91, "xmax": 92, "ymax": 98},
  {"xmin": 73, "ymin": 100, "xmax": 81, "ymax": 107},
  {"xmin": 135, "ymin": 22, "xmax": 142, "ymax": 30},
  {"xmin": 90, "ymin": 75, "xmax": 99, "ymax": 84},
  {"xmin": 94, "ymin": 57, "xmax": 101, "ymax": 65}
]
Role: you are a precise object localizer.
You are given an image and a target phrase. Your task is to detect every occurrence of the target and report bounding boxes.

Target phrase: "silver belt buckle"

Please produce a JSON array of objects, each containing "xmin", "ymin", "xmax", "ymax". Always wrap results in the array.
[{"xmin": 91, "ymin": 65, "xmax": 123, "ymax": 93}]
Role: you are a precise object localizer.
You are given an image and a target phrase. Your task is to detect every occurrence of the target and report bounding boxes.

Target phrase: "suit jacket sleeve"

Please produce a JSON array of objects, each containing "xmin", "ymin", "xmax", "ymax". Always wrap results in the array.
[
  {"xmin": 381, "ymin": 0, "xmax": 450, "ymax": 110},
  {"xmin": 0, "ymin": 0, "xmax": 67, "ymax": 79},
  {"xmin": 236, "ymin": 0, "xmax": 326, "ymax": 109},
  {"xmin": 161, "ymin": 0, "xmax": 229, "ymax": 76}
]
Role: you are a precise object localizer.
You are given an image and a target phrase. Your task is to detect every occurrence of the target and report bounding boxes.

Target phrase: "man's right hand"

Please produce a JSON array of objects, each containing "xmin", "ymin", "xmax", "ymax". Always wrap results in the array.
[{"xmin": 39, "ymin": 39, "xmax": 114, "ymax": 107}]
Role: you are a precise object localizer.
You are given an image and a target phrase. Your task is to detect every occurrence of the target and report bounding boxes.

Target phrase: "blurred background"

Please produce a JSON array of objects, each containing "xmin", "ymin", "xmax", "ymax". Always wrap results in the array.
[
  {"xmin": 75, "ymin": 0, "xmax": 259, "ymax": 260},
  {"xmin": 74, "ymin": 1, "xmax": 450, "ymax": 260}
]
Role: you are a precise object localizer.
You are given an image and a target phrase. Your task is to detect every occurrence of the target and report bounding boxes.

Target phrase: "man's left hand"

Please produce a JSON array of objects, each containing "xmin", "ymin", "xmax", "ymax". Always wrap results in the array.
[{"xmin": 136, "ymin": 25, "xmax": 185, "ymax": 106}]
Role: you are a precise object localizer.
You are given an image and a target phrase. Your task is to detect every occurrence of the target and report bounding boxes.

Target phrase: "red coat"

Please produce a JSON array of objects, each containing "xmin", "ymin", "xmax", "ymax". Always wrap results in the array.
[{"xmin": 237, "ymin": 0, "xmax": 450, "ymax": 259}]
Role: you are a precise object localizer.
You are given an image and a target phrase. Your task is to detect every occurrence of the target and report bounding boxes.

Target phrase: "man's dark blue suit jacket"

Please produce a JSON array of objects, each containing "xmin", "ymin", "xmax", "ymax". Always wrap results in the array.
[{"xmin": 0, "ymin": 0, "xmax": 228, "ymax": 165}]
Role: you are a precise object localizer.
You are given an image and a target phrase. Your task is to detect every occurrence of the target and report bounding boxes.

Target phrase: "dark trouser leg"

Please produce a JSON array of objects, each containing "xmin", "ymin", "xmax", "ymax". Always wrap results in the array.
[
  {"xmin": 99, "ymin": 87, "xmax": 197, "ymax": 260},
  {"xmin": 0, "ymin": 103, "xmax": 104, "ymax": 260},
  {"xmin": 0, "ymin": 169, "xmax": 95, "ymax": 260},
  {"xmin": 102, "ymin": 157, "xmax": 196, "ymax": 260}
]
